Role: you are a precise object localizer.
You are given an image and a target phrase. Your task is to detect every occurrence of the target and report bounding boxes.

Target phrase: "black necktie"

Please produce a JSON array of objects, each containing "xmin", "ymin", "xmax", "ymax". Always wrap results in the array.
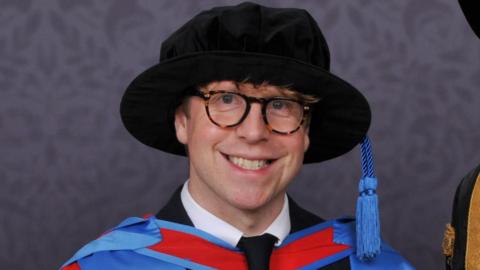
[{"xmin": 237, "ymin": 233, "xmax": 277, "ymax": 270}]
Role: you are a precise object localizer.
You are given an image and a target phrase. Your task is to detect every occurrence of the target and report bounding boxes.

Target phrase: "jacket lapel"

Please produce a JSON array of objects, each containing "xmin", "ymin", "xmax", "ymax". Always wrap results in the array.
[{"xmin": 155, "ymin": 186, "xmax": 194, "ymax": 226}]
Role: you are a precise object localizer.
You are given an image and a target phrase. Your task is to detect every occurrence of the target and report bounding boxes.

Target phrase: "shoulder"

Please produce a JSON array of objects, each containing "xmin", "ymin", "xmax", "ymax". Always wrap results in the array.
[
  {"xmin": 349, "ymin": 243, "xmax": 415, "ymax": 270},
  {"xmin": 60, "ymin": 216, "xmax": 184, "ymax": 270},
  {"xmin": 332, "ymin": 219, "xmax": 415, "ymax": 270},
  {"xmin": 60, "ymin": 216, "xmax": 238, "ymax": 270},
  {"xmin": 61, "ymin": 250, "xmax": 184, "ymax": 270}
]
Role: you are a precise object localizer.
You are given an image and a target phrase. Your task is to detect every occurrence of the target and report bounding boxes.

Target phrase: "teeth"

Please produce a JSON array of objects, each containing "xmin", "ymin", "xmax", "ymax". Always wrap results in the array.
[{"xmin": 228, "ymin": 156, "xmax": 269, "ymax": 170}]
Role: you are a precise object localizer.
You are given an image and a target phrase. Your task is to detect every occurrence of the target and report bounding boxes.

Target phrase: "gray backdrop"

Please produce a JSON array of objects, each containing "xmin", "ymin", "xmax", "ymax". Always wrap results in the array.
[{"xmin": 1, "ymin": 0, "xmax": 479, "ymax": 269}]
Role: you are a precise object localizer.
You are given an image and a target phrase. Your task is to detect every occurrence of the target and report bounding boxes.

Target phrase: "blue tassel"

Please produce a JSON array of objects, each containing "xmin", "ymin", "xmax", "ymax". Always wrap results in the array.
[{"xmin": 356, "ymin": 136, "xmax": 381, "ymax": 261}]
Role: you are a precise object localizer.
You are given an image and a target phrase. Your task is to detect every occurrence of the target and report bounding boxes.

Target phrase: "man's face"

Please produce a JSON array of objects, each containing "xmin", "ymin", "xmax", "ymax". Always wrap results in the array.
[{"xmin": 174, "ymin": 81, "xmax": 310, "ymax": 213}]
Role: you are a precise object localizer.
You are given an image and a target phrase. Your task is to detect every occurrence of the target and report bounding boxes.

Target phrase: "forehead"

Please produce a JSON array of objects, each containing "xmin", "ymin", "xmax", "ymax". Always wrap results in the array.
[{"xmin": 200, "ymin": 81, "xmax": 299, "ymax": 98}]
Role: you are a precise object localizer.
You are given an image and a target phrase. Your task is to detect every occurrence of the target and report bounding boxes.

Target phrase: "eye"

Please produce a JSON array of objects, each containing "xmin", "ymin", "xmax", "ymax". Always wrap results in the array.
[
  {"xmin": 209, "ymin": 92, "xmax": 244, "ymax": 112},
  {"xmin": 271, "ymin": 100, "xmax": 286, "ymax": 110},
  {"xmin": 210, "ymin": 92, "xmax": 239, "ymax": 105},
  {"xmin": 268, "ymin": 99, "xmax": 302, "ymax": 118},
  {"xmin": 220, "ymin": 93, "xmax": 235, "ymax": 104}
]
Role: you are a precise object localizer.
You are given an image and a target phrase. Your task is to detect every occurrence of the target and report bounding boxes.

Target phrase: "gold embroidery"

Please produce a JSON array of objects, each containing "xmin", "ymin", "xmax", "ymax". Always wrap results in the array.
[
  {"xmin": 466, "ymin": 173, "xmax": 480, "ymax": 270},
  {"xmin": 443, "ymin": 223, "xmax": 455, "ymax": 257}
]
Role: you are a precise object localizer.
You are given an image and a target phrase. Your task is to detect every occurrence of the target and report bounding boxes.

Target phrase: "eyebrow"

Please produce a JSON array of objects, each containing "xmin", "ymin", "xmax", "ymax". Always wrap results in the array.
[
  {"xmin": 205, "ymin": 90, "xmax": 302, "ymax": 102},
  {"xmin": 201, "ymin": 81, "xmax": 319, "ymax": 102}
]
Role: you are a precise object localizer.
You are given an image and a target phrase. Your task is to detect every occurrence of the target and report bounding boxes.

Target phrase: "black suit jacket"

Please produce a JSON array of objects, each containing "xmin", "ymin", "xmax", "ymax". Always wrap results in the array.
[{"xmin": 156, "ymin": 187, "xmax": 351, "ymax": 269}]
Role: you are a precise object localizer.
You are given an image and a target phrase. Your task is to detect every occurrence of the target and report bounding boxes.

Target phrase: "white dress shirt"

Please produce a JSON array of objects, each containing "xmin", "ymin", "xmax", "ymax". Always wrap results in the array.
[{"xmin": 180, "ymin": 181, "xmax": 291, "ymax": 247}]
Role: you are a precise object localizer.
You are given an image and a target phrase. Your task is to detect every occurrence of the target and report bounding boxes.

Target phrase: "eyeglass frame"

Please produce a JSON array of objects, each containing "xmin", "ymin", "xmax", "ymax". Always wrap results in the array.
[{"xmin": 193, "ymin": 90, "xmax": 314, "ymax": 135}]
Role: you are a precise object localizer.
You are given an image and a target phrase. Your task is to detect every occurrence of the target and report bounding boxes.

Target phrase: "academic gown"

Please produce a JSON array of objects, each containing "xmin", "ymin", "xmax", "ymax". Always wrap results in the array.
[{"xmin": 61, "ymin": 188, "xmax": 414, "ymax": 270}]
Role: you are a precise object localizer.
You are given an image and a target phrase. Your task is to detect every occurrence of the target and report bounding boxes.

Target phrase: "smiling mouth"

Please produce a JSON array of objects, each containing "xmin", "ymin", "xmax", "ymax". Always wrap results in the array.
[{"xmin": 227, "ymin": 155, "xmax": 273, "ymax": 170}]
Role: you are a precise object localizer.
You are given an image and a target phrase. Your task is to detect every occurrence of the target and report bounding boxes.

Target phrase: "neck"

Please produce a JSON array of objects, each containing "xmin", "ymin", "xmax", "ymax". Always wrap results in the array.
[{"xmin": 187, "ymin": 180, "xmax": 285, "ymax": 236}]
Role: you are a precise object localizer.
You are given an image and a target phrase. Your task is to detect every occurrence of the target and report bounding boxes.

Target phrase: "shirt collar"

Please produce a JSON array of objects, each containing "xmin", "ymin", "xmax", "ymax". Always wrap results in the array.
[{"xmin": 181, "ymin": 181, "xmax": 291, "ymax": 247}]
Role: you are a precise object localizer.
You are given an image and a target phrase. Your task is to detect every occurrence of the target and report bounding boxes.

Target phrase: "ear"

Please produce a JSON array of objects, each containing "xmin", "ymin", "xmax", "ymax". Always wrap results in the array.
[
  {"xmin": 174, "ymin": 106, "xmax": 189, "ymax": 145},
  {"xmin": 303, "ymin": 127, "xmax": 310, "ymax": 153}
]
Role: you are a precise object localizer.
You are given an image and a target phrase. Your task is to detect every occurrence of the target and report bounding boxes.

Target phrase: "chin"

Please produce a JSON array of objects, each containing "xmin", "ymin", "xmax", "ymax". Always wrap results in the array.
[{"xmin": 228, "ymin": 190, "xmax": 274, "ymax": 211}]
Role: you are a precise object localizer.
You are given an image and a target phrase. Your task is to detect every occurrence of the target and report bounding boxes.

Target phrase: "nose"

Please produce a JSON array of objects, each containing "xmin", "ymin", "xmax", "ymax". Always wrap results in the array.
[{"xmin": 235, "ymin": 103, "xmax": 269, "ymax": 143}]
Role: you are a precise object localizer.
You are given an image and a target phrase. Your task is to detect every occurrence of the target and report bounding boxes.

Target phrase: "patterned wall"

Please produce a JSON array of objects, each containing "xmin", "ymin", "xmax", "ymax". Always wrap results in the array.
[{"xmin": 1, "ymin": 0, "xmax": 479, "ymax": 269}]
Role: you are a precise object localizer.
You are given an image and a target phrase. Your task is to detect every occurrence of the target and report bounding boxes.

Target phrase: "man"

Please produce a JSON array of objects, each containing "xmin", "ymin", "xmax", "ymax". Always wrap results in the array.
[
  {"xmin": 61, "ymin": 2, "xmax": 413, "ymax": 269},
  {"xmin": 442, "ymin": 1, "xmax": 480, "ymax": 269},
  {"xmin": 443, "ymin": 164, "xmax": 480, "ymax": 270}
]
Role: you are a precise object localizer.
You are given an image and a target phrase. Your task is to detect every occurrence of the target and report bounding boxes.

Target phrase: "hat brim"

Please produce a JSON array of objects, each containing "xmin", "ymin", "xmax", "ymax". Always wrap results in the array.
[
  {"xmin": 459, "ymin": 0, "xmax": 480, "ymax": 39},
  {"xmin": 120, "ymin": 51, "xmax": 371, "ymax": 163}
]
